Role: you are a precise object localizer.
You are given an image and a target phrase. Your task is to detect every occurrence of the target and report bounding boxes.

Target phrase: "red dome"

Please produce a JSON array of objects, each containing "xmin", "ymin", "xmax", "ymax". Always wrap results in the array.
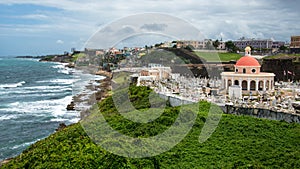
[{"xmin": 235, "ymin": 56, "xmax": 260, "ymax": 67}]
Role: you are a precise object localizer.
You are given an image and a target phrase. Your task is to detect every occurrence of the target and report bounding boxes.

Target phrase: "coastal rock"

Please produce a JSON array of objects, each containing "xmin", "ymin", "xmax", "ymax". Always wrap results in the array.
[
  {"xmin": 66, "ymin": 101, "xmax": 75, "ymax": 110},
  {"xmin": 56, "ymin": 123, "xmax": 67, "ymax": 131},
  {"xmin": 66, "ymin": 63, "xmax": 75, "ymax": 68},
  {"xmin": 95, "ymin": 70, "xmax": 112, "ymax": 78},
  {"xmin": 0, "ymin": 158, "xmax": 12, "ymax": 167}
]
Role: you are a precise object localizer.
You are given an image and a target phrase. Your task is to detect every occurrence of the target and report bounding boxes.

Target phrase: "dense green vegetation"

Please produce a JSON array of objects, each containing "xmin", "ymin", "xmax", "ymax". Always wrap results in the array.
[
  {"xmin": 3, "ymin": 86, "xmax": 300, "ymax": 168},
  {"xmin": 72, "ymin": 53, "xmax": 87, "ymax": 62},
  {"xmin": 195, "ymin": 51, "xmax": 242, "ymax": 62}
]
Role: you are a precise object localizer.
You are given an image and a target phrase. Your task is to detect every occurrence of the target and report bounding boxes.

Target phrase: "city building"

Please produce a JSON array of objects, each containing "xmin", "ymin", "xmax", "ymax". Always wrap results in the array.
[
  {"xmin": 176, "ymin": 40, "xmax": 205, "ymax": 49},
  {"xmin": 176, "ymin": 40, "xmax": 226, "ymax": 50},
  {"xmin": 290, "ymin": 36, "xmax": 300, "ymax": 53},
  {"xmin": 233, "ymin": 38, "xmax": 273, "ymax": 50},
  {"xmin": 233, "ymin": 38, "xmax": 285, "ymax": 52},
  {"xmin": 217, "ymin": 41, "xmax": 226, "ymax": 50},
  {"xmin": 221, "ymin": 47, "xmax": 275, "ymax": 95},
  {"xmin": 272, "ymin": 41, "xmax": 285, "ymax": 49},
  {"xmin": 137, "ymin": 66, "xmax": 171, "ymax": 86}
]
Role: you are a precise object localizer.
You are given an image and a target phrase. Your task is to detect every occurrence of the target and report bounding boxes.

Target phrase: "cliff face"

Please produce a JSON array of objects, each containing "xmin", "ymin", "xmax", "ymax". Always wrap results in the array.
[{"xmin": 261, "ymin": 57, "xmax": 299, "ymax": 81}]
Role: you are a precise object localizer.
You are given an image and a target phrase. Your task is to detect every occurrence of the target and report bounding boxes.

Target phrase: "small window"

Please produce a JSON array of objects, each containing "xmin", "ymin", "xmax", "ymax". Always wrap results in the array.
[
  {"xmin": 252, "ymin": 69, "xmax": 256, "ymax": 73},
  {"xmin": 236, "ymin": 69, "xmax": 238, "ymax": 72},
  {"xmin": 243, "ymin": 68, "xmax": 246, "ymax": 74}
]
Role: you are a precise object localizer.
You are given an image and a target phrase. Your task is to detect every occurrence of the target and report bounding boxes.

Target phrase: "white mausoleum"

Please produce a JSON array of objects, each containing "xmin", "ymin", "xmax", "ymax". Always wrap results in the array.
[{"xmin": 221, "ymin": 47, "xmax": 275, "ymax": 94}]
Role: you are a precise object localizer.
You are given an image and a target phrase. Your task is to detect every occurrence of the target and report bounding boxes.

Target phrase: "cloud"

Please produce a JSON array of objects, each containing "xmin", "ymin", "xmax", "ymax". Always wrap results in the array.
[
  {"xmin": 0, "ymin": 0, "xmax": 300, "ymax": 55},
  {"xmin": 19, "ymin": 14, "xmax": 48, "ymax": 20},
  {"xmin": 56, "ymin": 40, "xmax": 64, "ymax": 44},
  {"xmin": 141, "ymin": 23, "xmax": 168, "ymax": 32}
]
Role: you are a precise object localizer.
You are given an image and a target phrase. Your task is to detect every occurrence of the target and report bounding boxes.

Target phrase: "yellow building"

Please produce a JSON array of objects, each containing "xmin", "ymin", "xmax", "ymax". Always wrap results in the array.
[
  {"xmin": 291, "ymin": 36, "xmax": 300, "ymax": 53},
  {"xmin": 221, "ymin": 47, "xmax": 275, "ymax": 94}
]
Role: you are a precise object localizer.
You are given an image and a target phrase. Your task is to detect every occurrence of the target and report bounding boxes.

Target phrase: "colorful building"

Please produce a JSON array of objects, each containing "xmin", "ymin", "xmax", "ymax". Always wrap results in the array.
[{"xmin": 221, "ymin": 47, "xmax": 275, "ymax": 94}]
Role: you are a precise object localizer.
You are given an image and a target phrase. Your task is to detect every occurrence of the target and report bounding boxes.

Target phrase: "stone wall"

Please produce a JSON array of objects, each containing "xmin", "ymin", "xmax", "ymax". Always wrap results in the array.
[
  {"xmin": 224, "ymin": 105, "xmax": 300, "ymax": 123},
  {"xmin": 157, "ymin": 93, "xmax": 300, "ymax": 123},
  {"xmin": 158, "ymin": 93, "xmax": 195, "ymax": 107}
]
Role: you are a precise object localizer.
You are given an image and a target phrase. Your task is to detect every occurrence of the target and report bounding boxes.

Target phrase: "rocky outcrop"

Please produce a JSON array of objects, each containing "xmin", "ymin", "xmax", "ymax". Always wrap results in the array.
[
  {"xmin": 0, "ymin": 158, "xmax": 12, "ymax": 167},
  {"xmin": 55, "ymin": 123, "xmax": 67, "ymax": 131},
  {"xmin": 66, "ymin": 102, "xmax": 75, "ymax": 111},
  {"xmin": 95, "ymin": 70, "xmax": 112, "ymax": 78}
]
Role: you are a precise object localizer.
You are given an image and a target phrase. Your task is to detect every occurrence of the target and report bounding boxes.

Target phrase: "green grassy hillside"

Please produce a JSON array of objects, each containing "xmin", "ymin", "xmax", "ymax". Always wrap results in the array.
[
  {"xmin": 195, "ymin": 51, "xmax": 241, "ymax": 62},
  {"xmin": 2, "ymin": 86, "xmax": 300, "ymax": 168}
]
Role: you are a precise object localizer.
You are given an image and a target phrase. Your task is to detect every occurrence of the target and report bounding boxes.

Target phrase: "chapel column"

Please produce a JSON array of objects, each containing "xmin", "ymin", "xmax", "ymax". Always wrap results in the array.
[
  {"xmin": 255, "ymin": 80, "xmax": 259, "ymax": 91},
  {"xmin": 239, "ymin": 79, "xmax": 242, "ymax": 88},
  {"xmin": 225, "ymin": 78, "xmax": 228, "ymax": 90},
  {"xmin": 247, "ymin": 79, "xmax": 251, "ymax": 91},
  {"xmin": 263, "ymin": 79, "xmax": 266, "ymax": 91}
]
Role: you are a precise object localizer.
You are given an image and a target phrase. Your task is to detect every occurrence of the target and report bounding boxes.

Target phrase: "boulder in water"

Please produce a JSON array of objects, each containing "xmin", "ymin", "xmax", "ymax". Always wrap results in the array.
[{"xmin": 66, "ymin": 101, "xmax": 75, "ymax": 110}]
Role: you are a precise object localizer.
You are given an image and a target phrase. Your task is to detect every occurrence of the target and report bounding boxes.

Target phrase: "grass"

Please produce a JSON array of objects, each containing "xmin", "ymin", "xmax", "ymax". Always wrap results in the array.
[
  {"xmin": 195, "ymin": 51, "xmax": 242, "ymax": 62},
  {"xmin": 72, "ymin": 53, "xmax": 87, "ymax": 62},
  {"xmin": 3, "ymin": 86, "xmax": 300, "ymax": 168}
]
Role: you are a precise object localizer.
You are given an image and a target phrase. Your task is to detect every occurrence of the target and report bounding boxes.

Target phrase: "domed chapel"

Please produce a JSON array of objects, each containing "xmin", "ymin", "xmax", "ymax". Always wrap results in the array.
[{"xmin": 221, "ymin": 47, "xmax": 275, "ymax": 94}]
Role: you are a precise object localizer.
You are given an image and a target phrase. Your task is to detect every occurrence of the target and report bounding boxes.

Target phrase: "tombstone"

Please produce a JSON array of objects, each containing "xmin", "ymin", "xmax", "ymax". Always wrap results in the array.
[{"xmin": 229, "ymin": 85, "xmax": 242, "ymax": 100}]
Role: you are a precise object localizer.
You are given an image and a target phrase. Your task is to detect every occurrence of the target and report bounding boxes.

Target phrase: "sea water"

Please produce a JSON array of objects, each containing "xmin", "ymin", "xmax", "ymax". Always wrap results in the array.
[{"xmin": 0, "ymin": 57, "xmax": 103, "ymax": 161}]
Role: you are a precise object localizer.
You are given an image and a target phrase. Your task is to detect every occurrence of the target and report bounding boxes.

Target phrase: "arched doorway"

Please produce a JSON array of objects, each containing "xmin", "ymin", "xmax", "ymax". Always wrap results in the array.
[
  {"xmin": 250, "ymin": 81, "xmax": 256, "ymax": 91},
  {"xmin": 242, "ymin": 80, "xmax": 247, "ymax": 90}
]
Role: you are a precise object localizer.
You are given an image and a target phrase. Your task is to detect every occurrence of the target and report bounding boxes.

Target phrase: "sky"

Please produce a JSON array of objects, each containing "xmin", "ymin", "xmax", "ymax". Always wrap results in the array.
[{"xmin": 0, "ymin": 0, "xmax": 299, "ymax": 56}]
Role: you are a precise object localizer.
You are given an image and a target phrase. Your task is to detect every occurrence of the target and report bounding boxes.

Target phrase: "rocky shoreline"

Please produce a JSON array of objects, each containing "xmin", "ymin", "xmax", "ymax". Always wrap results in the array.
[
  {"xmin": 64, "ymin": 65, "xmax": 112, "ymax": 119},
  {"xmin": 71, "ymin": 76, "xmax": 112, "ymax": 120},
  {"xmin": 0, "ymin": 60, "xmax": 113, "ymax": 166}
]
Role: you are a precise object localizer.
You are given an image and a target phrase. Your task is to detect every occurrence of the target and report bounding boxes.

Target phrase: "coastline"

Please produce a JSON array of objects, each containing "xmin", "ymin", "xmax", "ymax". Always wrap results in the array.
[
  {"xmin": 72, "ymin": 76, "xmax": 112, "ymax": 120},
  {"xmin": 0, "ymin": 59, "xmax": 112, "ymax": 166},
  {"xmin": 47, "ymin": 61, "xmax": 113, "ymax": 121}
]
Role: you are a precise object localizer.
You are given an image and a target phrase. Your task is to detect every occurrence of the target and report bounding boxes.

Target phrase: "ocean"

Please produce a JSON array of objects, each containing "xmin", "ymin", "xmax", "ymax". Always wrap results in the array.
[{"xmin": 0, "ymin": 57, "xmax": 103, "ymax": 161}]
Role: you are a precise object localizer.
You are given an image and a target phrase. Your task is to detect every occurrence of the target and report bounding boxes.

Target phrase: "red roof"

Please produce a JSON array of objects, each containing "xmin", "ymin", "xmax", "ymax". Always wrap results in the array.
[{"xmin": 235, "ymin": 56, "xmax": 260, "ymax": 67}]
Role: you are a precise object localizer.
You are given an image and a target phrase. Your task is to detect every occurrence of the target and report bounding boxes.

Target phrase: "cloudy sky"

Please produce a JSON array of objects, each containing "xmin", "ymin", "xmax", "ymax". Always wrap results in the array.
[{"xmin": 0, "ymin": 0, "xmax": 299, "ymax": 56}]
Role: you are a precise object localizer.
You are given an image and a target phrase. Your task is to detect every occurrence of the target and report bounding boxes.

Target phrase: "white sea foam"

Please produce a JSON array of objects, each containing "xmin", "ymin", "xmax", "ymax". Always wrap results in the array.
[
  {"xmin": 23, "ymin": 85, "xmax": 70, "ymax": 90},
  {"xmin": 0, "ymin": 81, "xmax": 26, "ymax": 89},
  {"xmin": 0, "ymin": 114, "xmax": 19, "ymax": 121},
  {"xmin": 11, "ymin": 139, "xmax": 40, "ymax": 150},
  {"xmin": 0, "ymin": 88, "xmax": 72, "ymax": 97},
  {"xmin": 68, "ymin": 118, "xmax": 80, "ymax": 123},
  {"xmin": 3, "ymin": 95, "xmax": 74, "ymax": 116},
  {"xmin": 36, "ymin": 78, "xmax": 80, "ymax": 85},
  {"xmin": 51, "ymin": 63, "xmax": 75, "ymax": 75},
  {"xmin": 58, "ymin": 69, "xmax": 71, "ymax": 74},
  {"xmin": 51, "ymin": 64, "xmax": 67, "ymax": 69},
  {"xmin": 50, "ymin": 118, "xmax": 69, "ymax": 122}
]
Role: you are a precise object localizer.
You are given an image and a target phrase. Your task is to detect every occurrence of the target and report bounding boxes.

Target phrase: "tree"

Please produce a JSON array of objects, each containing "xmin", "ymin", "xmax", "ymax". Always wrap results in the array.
[
  {"xmin": 225, "ymin": 41, "xmax": 238, "ymax": 53},
  {"xmin": 279, "ymin": 45, "xmax": 288, "ymax": 51},
  {"xmin": 185, "ymin": 45, "xmax": 194, "ymax": 51},
  {"xmin": 205, "ymin": 40, "xmax": 214, "ymax": 50},
  {"xmin": 213, "ymin": 39, "xmax": 220, "ymax": 49}
]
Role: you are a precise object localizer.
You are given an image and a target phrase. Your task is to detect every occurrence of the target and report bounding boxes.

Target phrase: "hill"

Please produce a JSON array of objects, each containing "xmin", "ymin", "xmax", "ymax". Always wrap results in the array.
[
  {"xmin": 195, "ymin": 51, "xmax": 242, "ymax": 62},
  {"xmin": 2, "ymin": 86, "xmax": 300, "ymax": 168}
]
